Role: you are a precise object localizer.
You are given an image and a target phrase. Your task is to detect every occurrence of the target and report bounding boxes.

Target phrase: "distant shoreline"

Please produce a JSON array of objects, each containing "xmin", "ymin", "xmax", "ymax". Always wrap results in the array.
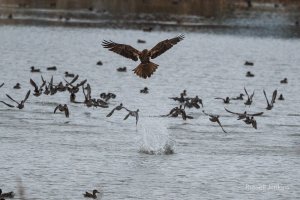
[{"xmin": 0, "ymin": 6, "xmax": 299, "ymax": 38}]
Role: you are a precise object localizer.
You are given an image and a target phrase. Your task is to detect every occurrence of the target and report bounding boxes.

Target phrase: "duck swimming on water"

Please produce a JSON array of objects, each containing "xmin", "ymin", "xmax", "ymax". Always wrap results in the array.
[
  {"xmin": 30, "ymin": 66, "xmax": 40, "ymax": 73},
  {"xmin": 83, "ymin": 189, "xmax": 100, "ymax": 199},
  {"xmin": 0, "ymin": 189, "xmax": 15, "ymax": 198}
]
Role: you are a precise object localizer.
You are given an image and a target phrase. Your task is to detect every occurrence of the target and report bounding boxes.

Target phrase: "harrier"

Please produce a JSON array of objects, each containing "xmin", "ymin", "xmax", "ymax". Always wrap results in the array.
[{"xmin": 102, "ymin": 34, "xmax": 184, "ymax": 79}]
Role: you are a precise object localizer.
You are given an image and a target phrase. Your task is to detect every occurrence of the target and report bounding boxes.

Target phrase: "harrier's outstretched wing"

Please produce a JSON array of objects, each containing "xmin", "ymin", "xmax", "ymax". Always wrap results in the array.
[
  {"xmin": 149, "ymin": 34, "xmax": 184, "ymax": 59},
  {"xmin": 102, "ymin": 40, "xmax": 140, "ymax": 61}
]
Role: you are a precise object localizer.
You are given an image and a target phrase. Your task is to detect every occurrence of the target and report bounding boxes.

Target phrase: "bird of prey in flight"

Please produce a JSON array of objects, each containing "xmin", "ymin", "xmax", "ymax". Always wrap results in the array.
[{"xmin": 102, "ymin": 34, "xmax": 184, "ymax": 79}]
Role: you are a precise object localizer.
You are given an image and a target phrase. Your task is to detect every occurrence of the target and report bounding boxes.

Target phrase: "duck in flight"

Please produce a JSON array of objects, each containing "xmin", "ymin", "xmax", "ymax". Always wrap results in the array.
[
  {"xmin": 215, "ymin": 97, "xmax": 230, "ymax": 104},
  {"xmin": 30, "ymin": 76, "xmax": 46, "ymax": 96},
  {"xmin": 54, "ymin": 104, "xmax": 69, "ymax": 118},
  {"xmin": 102, "ymin": 34, "xmax": 184, "ymax": 79},
  {"xmin": 202, "ymin": 110, "xmax": 227, "ymax": 133},
  {"xmin": 162, "ymin": 105, "xmax": 193, "ymax": 120},
  {"xmin": 123, "ymin": 108, "xmax": 139, "ymax": 125},
  {"xmin": 106, "ymin": 103, "xmax": 124, "ymax": 117},
  {"xmin": 263, "ymin": 89, "xmax": 277, "ymax": 110},
  {"xmin": 243, "ymin": 116, "xmax": 258, "ymax": 129},
  {"xmin": 0, "ymin": 83, "xmax": 4, "ymax": 88},
  {"xmin": 244, "ymin": 87, "xmax": 255, "ymax": 106},
  {"xmin": 224, "ymin": 108, "xmax": 263, "ymax": 120},
  {"xmin": 6, "ymin": 90, "xmax": 30, "ymax": 109}
]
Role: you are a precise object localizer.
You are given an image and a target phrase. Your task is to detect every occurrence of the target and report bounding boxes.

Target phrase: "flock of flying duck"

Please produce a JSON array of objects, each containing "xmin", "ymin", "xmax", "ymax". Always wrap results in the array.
[{"xmin": 0, "ymin": 35, "xmax": 289, "ymax": 199}]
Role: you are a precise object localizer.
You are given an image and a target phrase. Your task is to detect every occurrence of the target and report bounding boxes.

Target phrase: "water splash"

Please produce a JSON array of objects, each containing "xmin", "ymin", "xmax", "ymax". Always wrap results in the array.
[{"xmin": 138, "ymin": 118, "xmax": 175, "ymax": 155}]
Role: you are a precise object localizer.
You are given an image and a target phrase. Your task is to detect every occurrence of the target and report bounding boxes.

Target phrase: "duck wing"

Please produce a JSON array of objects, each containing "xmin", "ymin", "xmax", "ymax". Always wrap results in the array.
[
  {"xmin": 250, "ymin": 112, "xmax": 264, "ymax": 116},
  {"xmin": 30, "ymin": 79, "xmax": 39, "ymax": 92},
  {"xmin": 23, "ymin": 90, "xmax": 31, "ymax": 102},
  {"xmin": 6, "ymin": 94, "xmax": 19, "ymax": 105},
  {"xmin": 54, "ymin": 105, "xmax": 60, "ymax": 114},
  {"xmin": 0, "ymin": 101, "xmax": 14, "ymax": 108},
  {"xmin": 216, "ymin": 119, "xmax": 227, "ymax": 133},
  {"xmin": 263, "ymin": 90, "xmax": 270, "ymax": 106},
  {"xmin": 0, "ymin": 82, "xmax": 4, "ymax": 88},
  {"xmin": 271, "ymin": 89, "xmax": 277, "ymax": 105},
  {"xmin": 123, "ymin": 113, "xmax": 130, "ymax": 120},
  {"xmin": 244, "ymin": 87, "xmax": 250, "ymax": 98},
  {"xmin": 224, "ymin": 108, "xmax": 243, "ymax": 116},
  {"xmin": 106, "ymin": 108, "xmax": 116, "ymax": 117},
  {"xmin": 252, "ymin": 120, "xmax": 257, "ymax": 129},
  {"xmin": 135, "ymin": 112, "xmax": 139, "ymax": 125}
]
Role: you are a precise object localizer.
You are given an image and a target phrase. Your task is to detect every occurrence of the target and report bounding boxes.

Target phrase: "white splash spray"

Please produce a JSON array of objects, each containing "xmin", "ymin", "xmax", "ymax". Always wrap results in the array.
[{"xmin": 137, "ymin": 118, "xmax": 175, "ymax": 155}]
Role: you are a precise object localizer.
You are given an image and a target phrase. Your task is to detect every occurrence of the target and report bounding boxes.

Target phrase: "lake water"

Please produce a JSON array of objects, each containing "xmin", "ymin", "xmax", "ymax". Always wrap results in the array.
[{"xmin": 0, "ymin": 25, "xmax": 300, "ymax": 199}]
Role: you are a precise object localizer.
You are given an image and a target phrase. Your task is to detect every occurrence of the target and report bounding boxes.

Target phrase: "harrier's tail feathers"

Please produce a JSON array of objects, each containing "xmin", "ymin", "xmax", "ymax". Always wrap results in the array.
[{"xmin": 133, "ymin": 62, "xmax": 159, "ymax": 79}]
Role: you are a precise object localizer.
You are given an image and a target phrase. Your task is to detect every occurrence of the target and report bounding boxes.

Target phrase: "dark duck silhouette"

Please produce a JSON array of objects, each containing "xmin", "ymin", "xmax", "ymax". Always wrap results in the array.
[
  {"xmin": 6, "ymin": 90, "xmax": 30, "ymax": 109},
  {"xmin": 0, "ymin": 189, "xmax": 15, "ymax": 198},
  {"xmin": 189, "ymin": 96, "xmax": 203, "ymax": 107},
  {"xmin": 244, "ymin": 61, "xmax": 254, "ymax": 66},
  {"xmin": 65, "ymin": 71, "xmax": 75, "ymax": 78},
  {"xmin": 278, "ymin": 94, "xmax": 284, "ymax": 100},
  {"xmin": 202, "ymin": 110, "xmax": 227, "ymax": 133},
  {"xmin": 280, "ymin": 78, "xmax": 288, "ymax": 84},
  {"xmin": 184, "ymin": 99, "xmax": 200, "ymax": 109},
  {"xmin": 224, "ymin": 108, "xmax": 263, "ymax": 120},
  {"xmin": 140, "ymin": 87, "xmax": 149, "ymax": 94},
  {"xmin": 215, "ymin": 97, "xmax": 230, "ymax": 104},
  {"xmin": 0, "ymin": 83, "xmax": 4, "ymax": 88},
  {"xmin": 30, "ymin": 77, "xmax": 46, "ymax": 96},
  {"xmin": 231, "ymin": 93, "xmax": 244, "ymax": 100},
  {"xmin": 169, "ymin": 93, "xmax": 186, "ymax": 103},
  {"xmin": 100, "ymin": 92, "xmax": 116, "ymax": 102},
  {"xmin": 13, "ymin": 83, "xmax": 21, "ymax": 89},
  {"xmin": 117, "ymin": 67, "xmax": 127, "ymax": 72},
  {"xmin": 102, "ymin": 34, "xmax": 184, "ymax": 78},
  {"xmin": 137, "ymin": 39, "xmax": 146, "ymax": 43},
  {"xmin": 263, "ymin": 89, "xmax": 277, "ymax": 110},
  {"xmin": 243, "ymin": 116, "xmax": 257, "ymax": 129},
  {"xmin": 30, "ymin": 66, "xmax": 40, "ymax": 73},
  {"xmin": 106, "ymin": 103, "xmax": 124, "ymax": 117},
  {"xmin": 47, "ymin": 66, "xmax": 57, "ymax": 71},
  {"xmin": 54, "ymin": 104, "xmax": 69, "ymax": 118},
  {"xmin": 246, "ymin": 71, "xmax": 255, "ymax": 77},
  {"xmin": 83, "ymin": 189, "xmax": 100, "ymax": 199},
  {"xmin": 123, "ymin": 108, "xmax": 139, "ymax": 125},
  {"xmin": 96, "ymin": 60, "xmax": 103, "ymax": 65},
  {"xmin": 163, "ymin": 105, "xmax": 193, "ymax": 120},
  {"xmin": 244, "ymin": 87, "xmax": 255, "ymax": 106}
]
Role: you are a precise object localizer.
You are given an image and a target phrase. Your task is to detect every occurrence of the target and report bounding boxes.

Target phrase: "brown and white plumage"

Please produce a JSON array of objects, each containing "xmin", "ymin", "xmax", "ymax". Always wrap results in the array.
[{"xmin": 102, "ymin": 34, "xmax": 184, "ymax": 79}]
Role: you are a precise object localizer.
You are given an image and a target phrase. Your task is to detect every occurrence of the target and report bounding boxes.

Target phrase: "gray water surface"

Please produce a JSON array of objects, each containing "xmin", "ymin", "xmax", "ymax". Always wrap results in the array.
[{"xmin": 0, "ymin": 26, "xmax": 300, "ymax": 199}]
